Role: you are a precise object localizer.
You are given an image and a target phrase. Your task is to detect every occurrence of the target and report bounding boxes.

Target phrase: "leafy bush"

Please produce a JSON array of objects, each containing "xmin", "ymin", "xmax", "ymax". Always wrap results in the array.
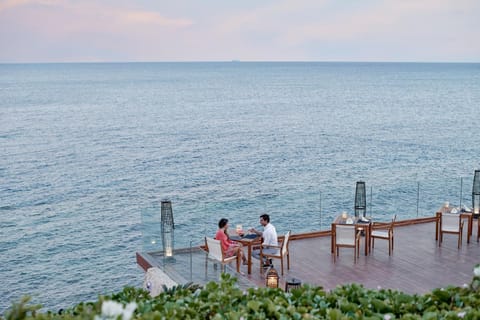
[{"xmin": 3, "ymin": 265, "xmax": 480, "ymax": 320}]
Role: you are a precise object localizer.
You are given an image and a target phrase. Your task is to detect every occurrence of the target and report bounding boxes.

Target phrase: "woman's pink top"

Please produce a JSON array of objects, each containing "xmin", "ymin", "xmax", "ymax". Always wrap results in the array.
[{"xmin": 215, "ymin": 229, "xmax": 235, "ymax": 253}]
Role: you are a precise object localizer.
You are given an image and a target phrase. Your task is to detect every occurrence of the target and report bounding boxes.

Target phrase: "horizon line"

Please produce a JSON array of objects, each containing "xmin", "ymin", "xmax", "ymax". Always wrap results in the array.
[{"xmin": 1, "ymin": 60, "xmax": 479, "ymax": 65}]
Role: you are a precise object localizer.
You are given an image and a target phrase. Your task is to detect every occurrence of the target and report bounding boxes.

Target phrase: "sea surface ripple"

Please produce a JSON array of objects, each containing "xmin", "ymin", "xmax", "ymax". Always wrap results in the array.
[{"xmin": 1, "ymin": 62, "xmax": 480, "ymax": 312}]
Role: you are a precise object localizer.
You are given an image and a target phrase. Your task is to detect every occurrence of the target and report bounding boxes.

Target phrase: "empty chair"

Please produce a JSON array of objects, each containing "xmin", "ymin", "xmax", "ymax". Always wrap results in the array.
[
  {"xmin": 370, "ymin": 215, "xmax": 396, "ymax": 255},
  {"xmin": 439, "ymin": 213, "xmax": 464, "ymax": 248},
  {"xmin": 205, "ymin": 236, "xmax": 240, "ymax": 273},
  {"xmin": 333, "ymin": 225, "xmax": 361, "ymax": 263},
  {"xmin": 478, "ymin": 218, "xmax": 480, "ymax": 242},
  {"xmin": 260, "ymin": 231, "xmax": 291, "ymax": 275}
]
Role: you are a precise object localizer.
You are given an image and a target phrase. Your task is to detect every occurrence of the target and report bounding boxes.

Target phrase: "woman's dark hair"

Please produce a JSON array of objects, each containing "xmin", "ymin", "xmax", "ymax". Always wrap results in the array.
[{"xmin": 218, "ymin": 218, "xmax": 229, "ymax": 229}]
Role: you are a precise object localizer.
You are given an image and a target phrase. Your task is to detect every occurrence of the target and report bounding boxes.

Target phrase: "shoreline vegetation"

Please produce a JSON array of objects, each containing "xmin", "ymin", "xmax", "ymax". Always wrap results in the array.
[{"xmin": 4, "ymin": 267, "xmax": 480, "ymax": 320}]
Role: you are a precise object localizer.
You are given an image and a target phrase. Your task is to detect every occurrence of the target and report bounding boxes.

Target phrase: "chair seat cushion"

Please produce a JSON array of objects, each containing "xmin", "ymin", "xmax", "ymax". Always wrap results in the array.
[
  {"xmin": 442, "ymin": 226, "xmax": 460, "ymax": 232},
  {"xmin": 336, "ymin": 239, "xmax": 355, "ymax": 245},
  {"xmin": 371, "ymin": 230, "xmax": 389, "ymax": 238},
  {"xmin": 223, "ymin": 256, "xmax": 238, "ymax": 263}
]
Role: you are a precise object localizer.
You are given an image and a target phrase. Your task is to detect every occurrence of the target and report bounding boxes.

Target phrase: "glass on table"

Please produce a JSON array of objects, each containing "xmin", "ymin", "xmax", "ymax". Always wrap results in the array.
[{"xmin": 236, "ymin": 224, "xmax": 244, "ymax": 236}]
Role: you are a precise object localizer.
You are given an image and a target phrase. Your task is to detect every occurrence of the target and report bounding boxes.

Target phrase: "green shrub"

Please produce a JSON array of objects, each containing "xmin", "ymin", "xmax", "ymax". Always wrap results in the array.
[{"xmin": 3, "ymin": 265, "xmax": 480, "ymax": 320}]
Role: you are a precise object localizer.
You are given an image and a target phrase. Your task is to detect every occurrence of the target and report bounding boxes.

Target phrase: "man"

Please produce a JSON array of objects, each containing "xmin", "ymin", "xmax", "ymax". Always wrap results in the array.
[{"xmin": 250, "ymin": 214, "xmax": 278, "ymax": 267}]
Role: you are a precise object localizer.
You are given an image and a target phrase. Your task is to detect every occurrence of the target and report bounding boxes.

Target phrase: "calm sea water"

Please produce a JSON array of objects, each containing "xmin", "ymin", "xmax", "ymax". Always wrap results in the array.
[{"xmin": 1, "ymin": 62, "xmax": 480, "ymax": 312}]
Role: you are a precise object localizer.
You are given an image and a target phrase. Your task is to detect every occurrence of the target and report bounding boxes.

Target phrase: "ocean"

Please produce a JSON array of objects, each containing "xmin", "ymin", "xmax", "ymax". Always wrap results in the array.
[{"xmin": 1, "ymin": 62, "xmax": 479, "ymax": 312}]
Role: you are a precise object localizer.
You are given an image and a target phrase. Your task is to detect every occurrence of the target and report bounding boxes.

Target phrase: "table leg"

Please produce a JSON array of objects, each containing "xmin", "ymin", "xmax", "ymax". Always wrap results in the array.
[
  {"xmin": 331, "ymin": 223, "xmax": 335, "ymax": 253},
  {"xmin": 468, "ymin": 215, "xmax": 472, "ymax": 243},
  {"xmin": 363, "ymin": 225, "xmax": 368, "ymax": 255},
  {"xmin": 247, "ymin": 243, "xmax": 252, "ymax": 274},
  {"xmin": 365, "ymin": 224, "xmax": 370, "ymax": 255}
]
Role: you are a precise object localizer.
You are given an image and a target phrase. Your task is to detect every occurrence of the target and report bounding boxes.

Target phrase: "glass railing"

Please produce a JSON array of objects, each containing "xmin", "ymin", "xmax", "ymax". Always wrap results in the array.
[
  {"xmin": 140, "ymin": 206, "xmax": 162, "ymax": 252},
  {"xmin": 140, "ymin": 175, "xmax": 478, "ymax": 249}
]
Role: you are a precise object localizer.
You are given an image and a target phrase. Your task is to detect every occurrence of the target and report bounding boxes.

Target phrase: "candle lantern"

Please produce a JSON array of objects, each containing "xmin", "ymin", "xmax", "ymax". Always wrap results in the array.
[
  {"xmin": 161, "ymin": 200, "xmax": 175, "ymax": 259},
  {"xmin": 473, "ymin": 170, "xmax": 480, "ymax": 218},
  {"xmin": 354, "ymin": 181, "xmax": 367, "ymax": 218},
  {"xmin": 266, "ymin": 266, "xmax": 279, "ymax": 288}
]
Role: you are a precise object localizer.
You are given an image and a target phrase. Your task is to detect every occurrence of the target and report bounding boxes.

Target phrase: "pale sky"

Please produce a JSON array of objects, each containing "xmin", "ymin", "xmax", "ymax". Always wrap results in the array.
[{"xmin": 0, "ymin": 0, "xmax": 479, "ymax": 63}]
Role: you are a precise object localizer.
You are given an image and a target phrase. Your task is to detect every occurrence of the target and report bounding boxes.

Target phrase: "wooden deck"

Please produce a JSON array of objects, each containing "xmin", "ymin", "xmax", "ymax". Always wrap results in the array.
[
  {"xmin": 243, "ymin": 219, "xmax": 480, "ymax": 293},
  {"xmin": 137, "ymin": 217, "xmax": 480, "ymax": 294}
]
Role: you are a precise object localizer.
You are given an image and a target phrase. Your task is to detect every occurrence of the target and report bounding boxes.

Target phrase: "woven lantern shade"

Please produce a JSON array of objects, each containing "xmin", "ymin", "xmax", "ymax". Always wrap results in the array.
[
  {"xmin": 161, "ymin": 200, "xmax": 175, "ymax": 258},
  {"xmin": 354, "ymin": 181, "xmax": 367, "ymax": 218}
]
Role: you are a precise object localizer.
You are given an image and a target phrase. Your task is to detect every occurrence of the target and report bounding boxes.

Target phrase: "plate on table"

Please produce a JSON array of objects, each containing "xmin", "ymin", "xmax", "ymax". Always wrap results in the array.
[{"xmin": 359, "ymin": 216, "xmax": 370, "ymax": 223}]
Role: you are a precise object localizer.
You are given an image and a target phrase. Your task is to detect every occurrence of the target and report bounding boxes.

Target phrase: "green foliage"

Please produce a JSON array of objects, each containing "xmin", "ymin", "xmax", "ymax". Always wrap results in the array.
[
  {"xmin": 2, "ymin": 297, "xmax": 41, "ymax": 320},
  {"xmin": 4, "ymin": 273, "xmax": 480, "ymax": 320}
]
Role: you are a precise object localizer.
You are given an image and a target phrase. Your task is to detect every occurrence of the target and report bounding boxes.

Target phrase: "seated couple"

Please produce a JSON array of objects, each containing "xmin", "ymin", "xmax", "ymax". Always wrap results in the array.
[{"xmin": 215, "ymin": 214, "xmax": 278, "ymax": 269}]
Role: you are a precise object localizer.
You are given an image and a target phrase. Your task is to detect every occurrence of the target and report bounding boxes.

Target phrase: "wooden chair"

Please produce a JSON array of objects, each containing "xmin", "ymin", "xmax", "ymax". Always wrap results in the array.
[
  {"xmin": 439, "ymin": 213, "xmax": 464, "ymax": 248},
  {"xmin": 477, "ymin": 217, "xmax": 480, "ymax": 242},
  {"xmin": 333, "ymin": 225, "xmax": 361, "ymax": 263},
  {"xmin": 370, "ymin": 214, "xmax": 396, "ymax": 255},
  {"xmin": 205, "ymin": 237, "xmax": 240, "ymax": 273},
  {"xmin": 260, "ymin": 230, "xmax": 290, "ymax": 275}
]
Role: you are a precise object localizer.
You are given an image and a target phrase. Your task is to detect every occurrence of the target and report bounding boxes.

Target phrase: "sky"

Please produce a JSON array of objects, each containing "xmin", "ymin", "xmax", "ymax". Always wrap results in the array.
[{"xmin": 0, "ymin": 0, "xmax": 479, "ymax": 63}]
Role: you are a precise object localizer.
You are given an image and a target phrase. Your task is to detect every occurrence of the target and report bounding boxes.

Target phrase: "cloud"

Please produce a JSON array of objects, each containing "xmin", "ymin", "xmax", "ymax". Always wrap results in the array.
[
  {"xmin": 0, "ymin": 0, "xmax": 478, "ymax": 62},
  {"xmin": 218, "ymin": 0, "xmax": 468, "ymax": 44},
  {"xmin": 0, "ymin": 0, "xmax": 193, "ymax": 27},
  {"xmin": 208, "ymin": 0, "xmax": 480, "ymax": 61},
  {"xmin": 280, "ymin": 0, "xmax": 462, "ymax": 44},
  {"xmin": 0, "ymin": 1, "xmax": 193, "ymax": 39},
  {"xmin": 0, "ymin": 0, "xmax": 194, "ymax": 61},
  {"xmin": 0, "ymin": 0, "xmax": 62, "ymax": 12},
  {"xmin": 121, "ymin": 11, "xmax": 191, "ymax": 27}
]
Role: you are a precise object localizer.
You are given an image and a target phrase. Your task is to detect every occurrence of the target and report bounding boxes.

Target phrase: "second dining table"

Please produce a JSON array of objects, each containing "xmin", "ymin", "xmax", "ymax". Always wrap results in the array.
[{"xmin": 331, "ymin": 215, "xmax": 372, "ymax": 256}]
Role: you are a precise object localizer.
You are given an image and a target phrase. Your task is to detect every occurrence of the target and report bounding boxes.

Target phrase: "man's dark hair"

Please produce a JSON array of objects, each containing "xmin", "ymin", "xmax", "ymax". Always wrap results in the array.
[{"xmin": 260, "ymin": 214, "xmax": 270, "ymax": 223}]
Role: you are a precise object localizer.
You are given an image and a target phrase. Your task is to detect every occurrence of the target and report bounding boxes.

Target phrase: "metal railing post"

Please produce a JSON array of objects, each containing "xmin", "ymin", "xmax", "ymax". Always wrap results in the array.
[{"xmin": 416, "ymin": 181, "xmax": 420, "ymax": 217}]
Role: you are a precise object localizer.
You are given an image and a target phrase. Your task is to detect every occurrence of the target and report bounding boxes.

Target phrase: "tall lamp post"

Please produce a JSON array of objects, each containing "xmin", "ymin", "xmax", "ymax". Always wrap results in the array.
[
  {"xmin": 354, "ymin": 181, "xmax": 367, "ymax": 218},
  {"xmin": 161, "ymin": 200, "xmax": 175, "ymax": 259}
]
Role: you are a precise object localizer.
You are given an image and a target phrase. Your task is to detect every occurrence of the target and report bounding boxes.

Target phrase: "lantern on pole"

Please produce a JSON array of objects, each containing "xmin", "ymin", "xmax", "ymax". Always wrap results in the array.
[
  {"xmin": 354, "ymin": 181, "xmax": 367, "ymax": 218},
  {"xmin": 266, "ymin": 266, "xmax": 279, "ymax": 288},
  {"xmin": 161, "ymin": 200, "xmax": 175, "ymax": 259}
]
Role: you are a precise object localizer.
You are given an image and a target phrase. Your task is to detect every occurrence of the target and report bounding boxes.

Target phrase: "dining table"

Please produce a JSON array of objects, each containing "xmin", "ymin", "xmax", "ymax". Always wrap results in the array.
[
  {"xmin": 331, "ymin": 215, "xmax": 372, "ymax": 256},
  {"xmin": 228, "ymin": 231, "xmax": 261, "ymax": 274}
]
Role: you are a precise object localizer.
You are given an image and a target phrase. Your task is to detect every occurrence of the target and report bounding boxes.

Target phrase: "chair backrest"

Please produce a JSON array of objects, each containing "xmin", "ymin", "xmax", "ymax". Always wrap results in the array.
[
  {"xmin": 205, "ymin": 237, "xmax": 223, "ymax": 261},
  {"xmin": 442, "ymin": 213, "xmax": 460, "ymax": 231},
  {"xmin": 281, "ymin": 231, "xmax": 291, "ymax": 256},
  {"xmin": 335, "ymin": 225, "xmax": 356, "ymax": 245}
]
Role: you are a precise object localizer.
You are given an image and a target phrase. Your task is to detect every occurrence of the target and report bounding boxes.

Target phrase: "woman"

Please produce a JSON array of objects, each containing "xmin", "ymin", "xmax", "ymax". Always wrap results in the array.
[{"xmin": 215, "ymin": 218, "xmax": 247, "ymax": 265}]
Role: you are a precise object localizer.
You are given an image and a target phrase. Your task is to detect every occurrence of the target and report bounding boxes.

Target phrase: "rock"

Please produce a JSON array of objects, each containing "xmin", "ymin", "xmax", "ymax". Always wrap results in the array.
[{"xmin": 143, "ymin": 267, "xmax": 177, "ymax": 297}]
